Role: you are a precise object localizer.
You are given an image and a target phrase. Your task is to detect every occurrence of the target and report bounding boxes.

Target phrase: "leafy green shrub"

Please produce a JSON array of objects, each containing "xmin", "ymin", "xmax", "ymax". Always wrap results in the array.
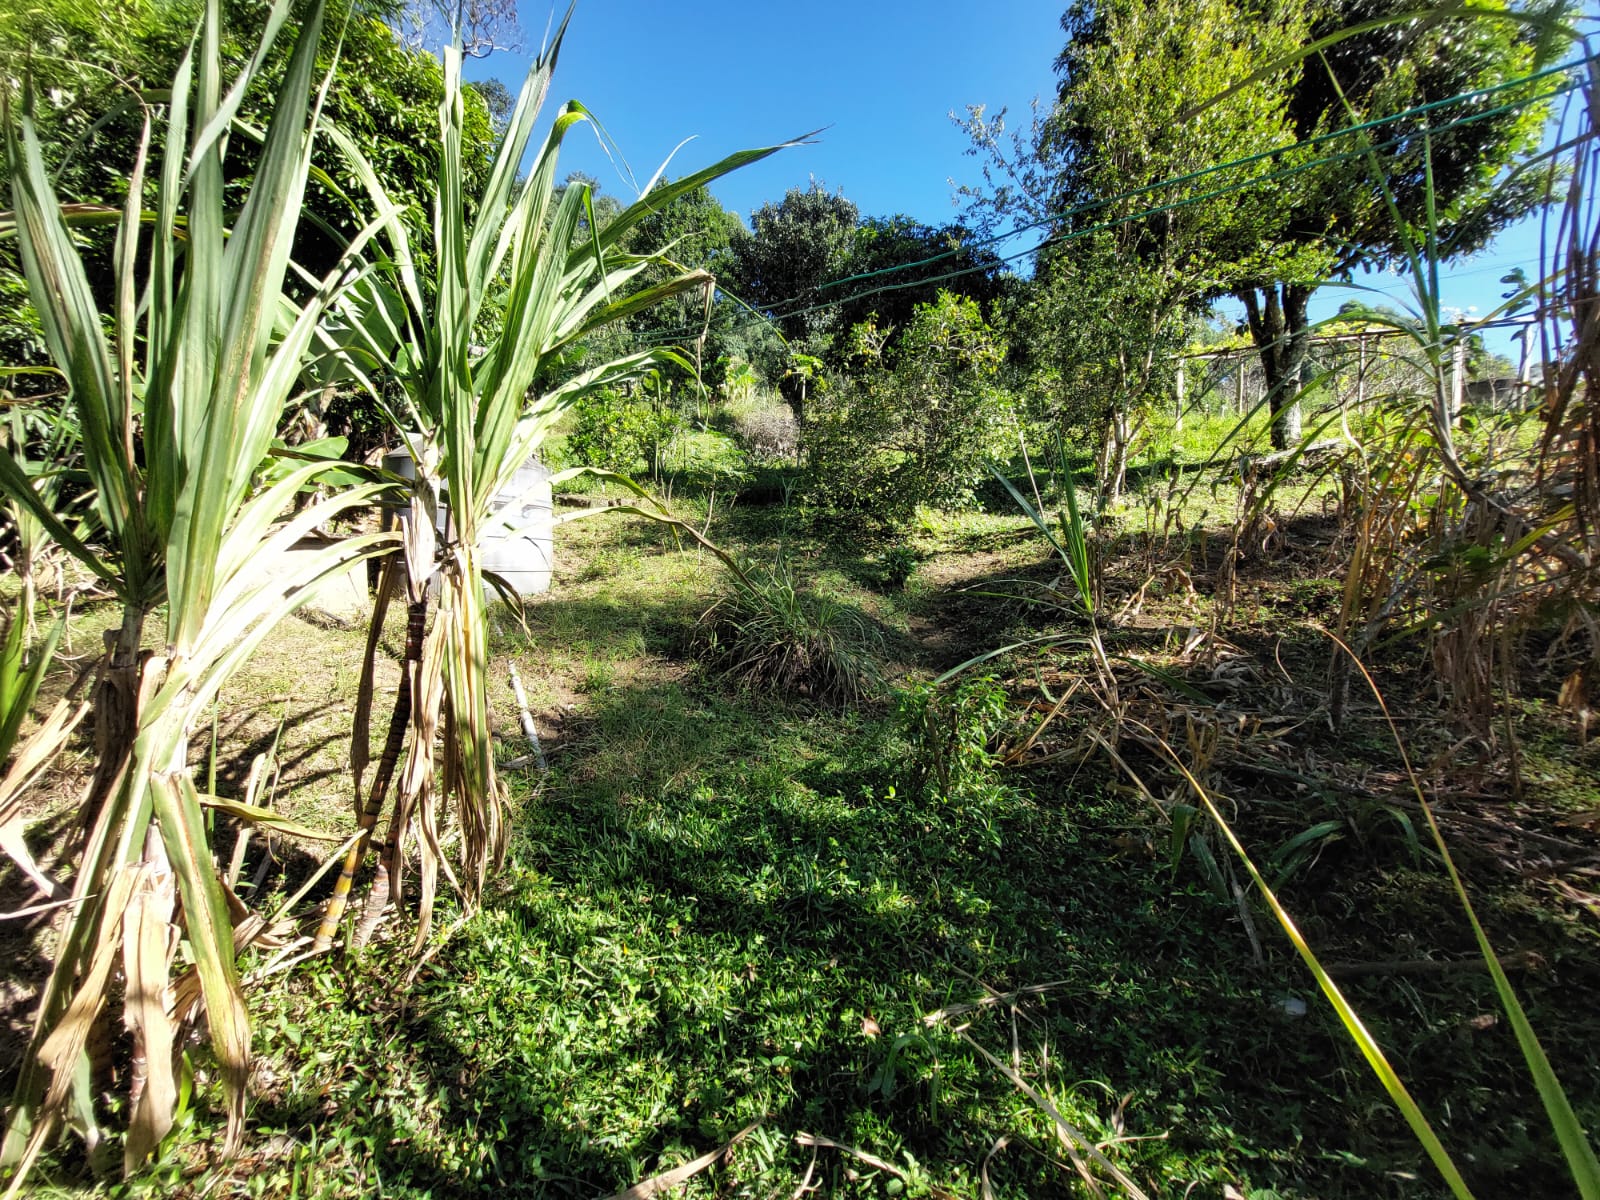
[
  {"xmin": 694, "ymin": 559, "xmax": 882, "ymax": 705},
  {"xmin": 879, "ymin": 545, "xmax": 920, "ymax": 590},
  {"xmin": 802, "ymin": 291, "xmax": 1015, "ymax": 524},
  {"xmin": 899, "ymin": 676, "xmax": 1012, "ymax": 801},
  {"xmin": 671, "ymin": 428, "xmax": 753, "ymax": 492},
  {"xmin": 566, "ymin": 386, "xmax": 675, "ymax": 475}
]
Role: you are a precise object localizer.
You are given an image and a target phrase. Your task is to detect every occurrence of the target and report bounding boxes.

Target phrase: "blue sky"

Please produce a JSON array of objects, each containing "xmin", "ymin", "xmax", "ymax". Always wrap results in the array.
[
  {"xmin": 469, "ymin": 0, "xmax": 1568, "ymax": 360},
  {"xmin": 474, "ymin": 0, "xmax": 1064, "ymax": 223}
]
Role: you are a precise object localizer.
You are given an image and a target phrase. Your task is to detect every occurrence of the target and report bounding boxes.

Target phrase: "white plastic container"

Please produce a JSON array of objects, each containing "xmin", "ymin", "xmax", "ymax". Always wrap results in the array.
[
  {"xmin": 382, "ymin": 441, "xmax": 554, "ymax": 601},
  {"xmin": 478, "ymin": 458, "xmax": 553, "ymax": 599}
]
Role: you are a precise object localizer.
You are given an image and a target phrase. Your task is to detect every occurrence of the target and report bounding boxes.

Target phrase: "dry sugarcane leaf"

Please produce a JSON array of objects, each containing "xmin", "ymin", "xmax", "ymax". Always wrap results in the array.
[
  {"xmin": 439, "ymin": 567, "xmax": 504, "ymax": 900},
  {"xmin": 121, "ymin": 843, "xmax": 178, "ymax": 1174},
  {"xmin": 35, "ymin": 865, "xmax": 139, "ymax": 1088},
  {"xmin": 402, "ymin": 594, "xmax": 452, "ymax": 952},
  {"xmin": 958, "ymin": 1032, "xmax": 1151, "ymax": 1200},
  {"xmin": 3, "ymin": 864, "xmax": 142, "ymax": 1197},
  {"xmin": 793, "ymin": 1132, "xmax": 907, "ymax": 1181},
  {"xmin": 199, "ymin": 795, "xmax": 346, "ymax": 842},
  {"xmin": 147, "ymin": 771, "xmax": 251, "ymax": 1154},
  {"xmin": 0, "ymin": 699, "xmax": 91, "ymax": 901},
  {"xmin": 596, "ymin": 1122, "xmax": 760, "ymax": 1200},
  {"xmin": 402, "ymin": 482, "xmax": 438, "ymax": 606},
  {"xmin": 351, "ymin": 552, "xmax": 400, "ymax": 804}
]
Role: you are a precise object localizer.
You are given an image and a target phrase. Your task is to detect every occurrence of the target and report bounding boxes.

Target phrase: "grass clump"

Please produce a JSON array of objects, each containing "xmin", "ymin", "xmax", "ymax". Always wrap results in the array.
[{"xmin": 694, "ymin": 559, "xmax": 883, "ymax": 705}]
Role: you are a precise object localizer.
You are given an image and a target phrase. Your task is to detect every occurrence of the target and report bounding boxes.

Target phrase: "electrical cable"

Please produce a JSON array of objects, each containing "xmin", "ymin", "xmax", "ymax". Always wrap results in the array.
[{"xmin": 623, "ymin": 54, "xmax": 1591, "ymax": 350}]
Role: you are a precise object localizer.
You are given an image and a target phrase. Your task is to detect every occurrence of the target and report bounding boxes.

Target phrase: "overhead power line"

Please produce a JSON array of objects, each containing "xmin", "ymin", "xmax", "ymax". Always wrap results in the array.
[
  {"xmin": 815, "ymin": 49, "xmax": 1595, "ymax": 297},
  {"xmin": 624, "ymin": 52, "xmax": 1593, "ymax": 350}
]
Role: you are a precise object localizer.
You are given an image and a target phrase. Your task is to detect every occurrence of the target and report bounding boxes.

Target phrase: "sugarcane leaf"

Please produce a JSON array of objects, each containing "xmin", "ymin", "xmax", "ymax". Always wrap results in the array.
[
  {"xmin": 1333, "ymin": 639, "xmax": 1600, "ymax": 1198},
  {"xmin": 4, "ymin": 98, "xmax": 137, "ymax": 545},
  {"xmin": 597, "ymin": 135, "xmax": 816, "ymax": 253},
  {"xmin": 0, "ymin": 616, "xmax": 64, "ymax": 761},
  {"xmin": 191, "ymin": 529, "xmax": 396, "ymax": 717},
  {"xmin": 167, "ymin": 0, "xmax": 330, "ymax": 647},
  {"xmin": 147, "ymin": 772, "xmax": 249, "ymax": 1151},
  {"xmin": 120, "ymin": 858, "xmax": 178, "ymax": 1173},
  {"xmin": 197, "ymin": 796, "xmax": 344, "ymax": 842},
  {"xmin": 1141, "ymin": 723, "xmax": 1477, "ymax": 1200},
  {"xmin": 0, "ymin": 448, "xmax": 122, "ymax": 588},
  {"xmin": 464, "ymin": 2, "xmax": 573, "ymax": 294}
]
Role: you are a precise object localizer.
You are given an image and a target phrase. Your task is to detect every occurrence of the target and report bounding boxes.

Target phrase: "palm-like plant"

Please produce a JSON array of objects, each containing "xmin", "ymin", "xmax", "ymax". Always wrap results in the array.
[
  {"xmin": 309, "ymin": 8, "xmax": 794, "ymax": 951},
  {"xmin": 0, "ymin": 0, "xmax": 395, "ymax": 1183}
]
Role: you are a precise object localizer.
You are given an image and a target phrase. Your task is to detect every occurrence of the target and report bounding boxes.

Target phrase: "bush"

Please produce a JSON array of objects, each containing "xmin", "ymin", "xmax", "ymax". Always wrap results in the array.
[
  {"xmin": 566, "ymin": 386, "xmax": 676, "ymax": 475},
  {"xmin": 802, "ymin": 291, "xmax": 1015, "ymax": 524},
  {"xmin": 898, "ymin": 676, "xmax": 1013, "ymax": 802},
  {"xmin": 694, "ymin": 559, "xmax": 882, "ymax": 705},
  {"xmin": 877, "ymin": 545, "xmax": 920, "ymax": 591},
  {"xmin": 671, "ymin": 427, "xmax": 753, "ymax": 492}
]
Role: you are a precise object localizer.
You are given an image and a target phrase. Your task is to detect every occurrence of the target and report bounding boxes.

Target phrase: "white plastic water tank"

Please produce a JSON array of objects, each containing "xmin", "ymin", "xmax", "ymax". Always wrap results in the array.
[
  {"xmin": 381, "ymin": 440, "xmax": 554, "ymax": 601},
  {"xmin": 478, "ymin": 458, "xmax": 553, "ymax": 599}
]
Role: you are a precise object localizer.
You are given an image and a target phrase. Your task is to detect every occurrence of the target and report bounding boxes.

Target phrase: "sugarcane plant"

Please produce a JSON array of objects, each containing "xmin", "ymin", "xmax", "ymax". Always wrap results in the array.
[
  {"xmin": 0, "ymin": 0, "xmax": 397, "ymax": 1185},
  {"xmin": 308, "ymin": 6, "xmax": 795, "ymax": 953}
]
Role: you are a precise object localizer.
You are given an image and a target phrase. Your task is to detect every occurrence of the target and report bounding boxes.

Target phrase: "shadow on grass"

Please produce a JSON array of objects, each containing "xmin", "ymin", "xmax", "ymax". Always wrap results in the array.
[
  {"xmin": 43, "ymin": 514, "xmax": 1597, "ymax": 1200},
  {"xmin": 198, "ymin": 670, "xmax": 1600, "ymax": 1200},
  {"xmin": 206, "ymin": 698, "xmax": 351, "ymax": 798}
]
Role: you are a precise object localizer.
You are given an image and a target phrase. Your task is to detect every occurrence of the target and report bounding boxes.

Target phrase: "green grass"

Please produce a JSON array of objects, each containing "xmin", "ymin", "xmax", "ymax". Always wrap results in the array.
[
  {"xmin": 150, "ymin": 693, "xmax": 1283, "ymax": 1198},
  {"xmin": 9, "ymin": 419, "xmax": 1599, "ymax": 1199},
  {"xmin": 15, "ymin": 489, "xmax": 1576, "ymax": 1200}
]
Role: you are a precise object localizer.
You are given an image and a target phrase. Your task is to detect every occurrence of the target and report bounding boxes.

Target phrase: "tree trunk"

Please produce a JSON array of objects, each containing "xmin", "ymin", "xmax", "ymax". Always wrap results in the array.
[
  {"xmin": 1098, "ymin": 409, "xmax": 1131, "ymax": 502},
  {"xmin": 1240, "ymin": 283, "xmax": 1313, "ymax": 451}
]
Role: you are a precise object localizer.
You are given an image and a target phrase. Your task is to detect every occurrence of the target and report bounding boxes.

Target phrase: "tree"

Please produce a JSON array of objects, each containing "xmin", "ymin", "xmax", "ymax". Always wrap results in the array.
[
  {"xmin": 1230, "ymin": 0, "xmax": 1562, "ymax": 446},
  {"xmin": 724, "ymin": 181, "xmax": 860, "ymax": 354},
  {"xmin": 0, "ymin": 0, "xmax": 498, "ymax": 386},
  {"xmin": 1011, "ymin": 236, "xmax": 1193, "ymax": 500},
  {"xmin": 398, "ymin": 0, "xmax": 520, "ymax": 59},
  {"xmin": 966, "ymin": 0, "xmax": 1565, "ymax": 451},
  {"xmin": 803, "ymin": 291, "xmax": 1013, "ymax": 523},
  {"xmin": 964, "ymin": 0, "xmax": 1303, "ymax": 484},
  {"xmin": 466, "ymin": 76, "xmax": 514, "ymax": 132},
  {"xmin": 1059, "ymin": 0, "xmax": 1312, "ymax": 469},
  {"xmin": 835, "ymin": 214, "xmax": 1012, "ymax": 345},
  {"xmin": 723, "ymin": 184, "xmax": 1018, "ymax": 411}
]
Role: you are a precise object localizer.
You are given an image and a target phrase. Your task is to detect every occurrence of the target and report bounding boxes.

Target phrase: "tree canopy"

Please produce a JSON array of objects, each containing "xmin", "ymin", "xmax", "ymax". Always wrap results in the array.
[
  {"xmin": 0, "ymin": 0, "xmax": 497, "ymax": 377},
  {"xmin": 719, "ymin": 182, "xmax": 1014, "ymax": 401},
  {"xmin": 964, "ymin": 0, "xmax": 1569, "ymax": 448}
]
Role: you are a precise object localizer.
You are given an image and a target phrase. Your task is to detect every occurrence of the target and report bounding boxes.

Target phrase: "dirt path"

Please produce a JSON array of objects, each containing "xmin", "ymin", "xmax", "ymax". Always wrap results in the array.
[{"xmin": 905, "ymin": 546, "xmax": 1054, "ymax": 672}]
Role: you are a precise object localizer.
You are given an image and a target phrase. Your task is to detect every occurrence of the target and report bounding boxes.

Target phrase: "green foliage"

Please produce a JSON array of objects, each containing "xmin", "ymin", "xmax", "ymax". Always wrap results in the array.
[
  {"xmin": 803, "ymin": 292, "xmax": 1013, "ymax": 523},
  {"xmin": 0, "ymin": 602, "xmax": 62, "ymax": 763},
  {"xmin": 310, "ymin": 9, "xmax": 792, "ymax": 958},
  {"xmin": 0, "ymin": 0, "xmax": 395, "ymax": 1178},
  {"xmin": 1274, "ymin": 0, "xmax": 1561, "ymax": 272},
  {"xmin": 878, "ymin": 544, "xmax": 919, "ymax": 591},
  {"xmin": 967, "ymin": 0, "xmax": 1567, "ymax": 453},
  {"xmin": 835, "ymin": 215, "xmax": 1011, "ymax": 337},
  {"xmin": 566, "ymin": 386, "xmax": 676, "ymax": 476},
  {"xmin": 717, "ymin": 186, "xmax": 1014, "ymax": 395},
  {"xmin": 898, "ymin": 676, "xmax": 1012, "ymax": 803},
  {"xmin": 695, "ymin": 558, "xmax": 882, "ymax": 705},
  {"xmin": 0, "ymin": 0, "xmax": 497, "ymax": 379},
  {"xmin": 725, "ymin": 182, "xmax": 860, "ymax": 352}
]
